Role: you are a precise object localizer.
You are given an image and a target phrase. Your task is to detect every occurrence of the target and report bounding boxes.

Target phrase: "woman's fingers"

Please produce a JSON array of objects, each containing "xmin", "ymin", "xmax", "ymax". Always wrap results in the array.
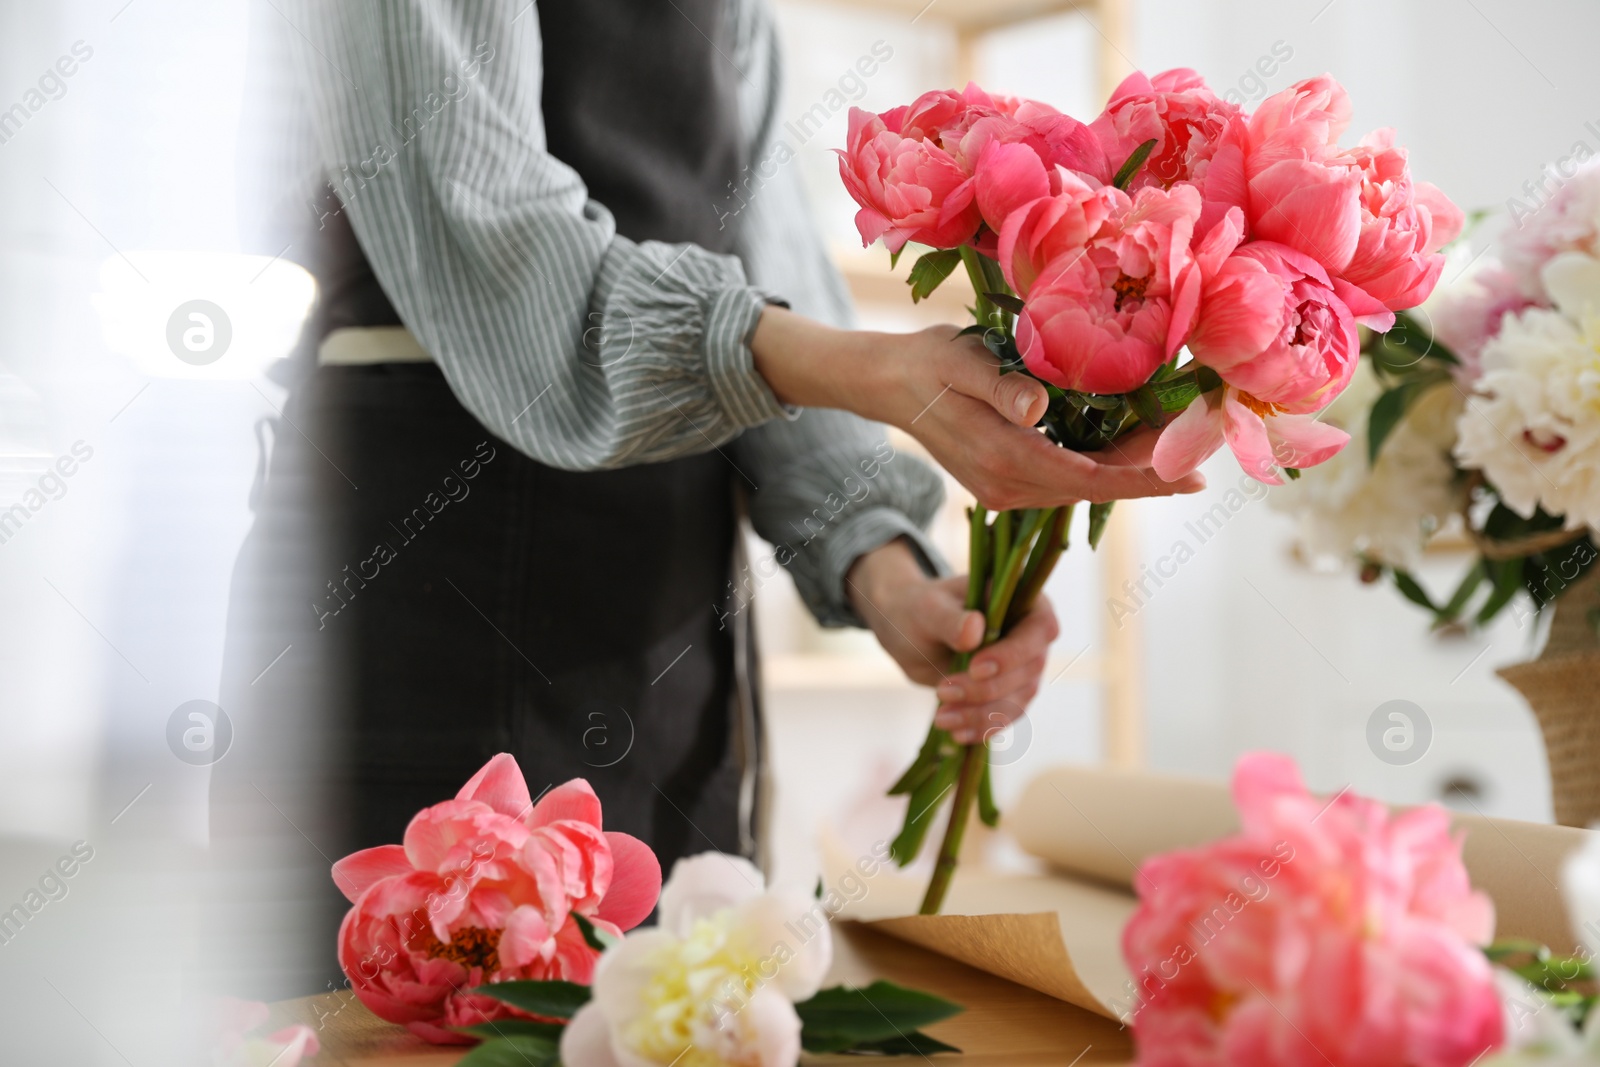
[
  {"xmin": 934, "ymin": 696, "xmax": 1032, "ymax": 744},
  {"xmin": 968, "ymin": 598, "xmax": 1058, "ymax": 679},
  {"xmin": 937, "ymin": 335, "xmax": 1048, "ymax": 428},
  {"xmin": 939, "ymin": 657, "xmax": 1044, "ymax": 707}
]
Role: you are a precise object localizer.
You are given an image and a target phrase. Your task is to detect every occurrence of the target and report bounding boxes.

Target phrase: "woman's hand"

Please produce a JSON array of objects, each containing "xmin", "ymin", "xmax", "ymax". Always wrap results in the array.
[
  {"xmin": 846, "ymin": 539, "xmax": 1058, "ymax": 745},
  {"xmin": 750, "ymin": 307, "xmax": 1206, "ymax": 510}
]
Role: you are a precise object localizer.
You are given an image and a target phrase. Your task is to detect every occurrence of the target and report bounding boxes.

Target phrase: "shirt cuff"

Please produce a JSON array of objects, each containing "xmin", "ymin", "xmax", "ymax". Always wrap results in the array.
[
  {"xmin": 704, "ymin": 288, "xmax": 794, "ymax": 430},
  {"xmin": 816, "ymin": 506, "xmax": 952, "ymax": 629}
]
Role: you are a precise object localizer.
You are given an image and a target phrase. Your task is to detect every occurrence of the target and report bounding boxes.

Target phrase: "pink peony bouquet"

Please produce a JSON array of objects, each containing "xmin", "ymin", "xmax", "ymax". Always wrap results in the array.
[
  {"xmin": 1122, "ymin": 752, "xmax": 1504, "ymax": 1067},
  {"xmin": 837, "ymin": 72, "xmax": 1460, "ymax": 913},
  {"xmin": 331, "ymin": 754, "xmax": 661, "ymax": 1043}
]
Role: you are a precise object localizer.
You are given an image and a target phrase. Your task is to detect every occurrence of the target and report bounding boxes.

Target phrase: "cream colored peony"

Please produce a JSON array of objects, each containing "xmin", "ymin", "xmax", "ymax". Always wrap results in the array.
[
  {"xmin": 1454, "ymin": 304, "xmax": 1600, "ymax": 532},
  {"xmin": 1270, "ymin": 360, "xmax": 1464, "ymax": 569},
  {"xmin": 560, "ymin": 854, "xmax": 832, "ymax": 1067}
]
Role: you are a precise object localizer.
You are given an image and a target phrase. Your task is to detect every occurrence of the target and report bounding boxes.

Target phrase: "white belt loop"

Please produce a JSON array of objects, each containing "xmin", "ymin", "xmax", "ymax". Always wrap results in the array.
[{"xmin": 317, "ymin": 326, "xmax": 434, "ymax": 366}]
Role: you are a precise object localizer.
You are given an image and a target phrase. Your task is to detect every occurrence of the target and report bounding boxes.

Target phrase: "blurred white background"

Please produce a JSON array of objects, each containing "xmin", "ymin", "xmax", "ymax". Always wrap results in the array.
[{"xmin": 0, "ymin": 0, "xmax": 1595, "ymax": 1058}]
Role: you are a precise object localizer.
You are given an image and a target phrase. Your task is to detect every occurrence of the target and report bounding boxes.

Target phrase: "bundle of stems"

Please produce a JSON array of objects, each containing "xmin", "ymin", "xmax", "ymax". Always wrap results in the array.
[{"xmin": 887, "ymin": 252, "xmax": 1119, "ymax": 915}]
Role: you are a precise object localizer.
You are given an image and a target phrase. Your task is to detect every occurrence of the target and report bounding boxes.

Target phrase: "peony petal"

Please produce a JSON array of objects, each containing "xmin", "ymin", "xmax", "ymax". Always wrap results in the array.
[
  {"xmin": 498, "ymin": 904, "xmax": 553, "ymax": 971},
  {"xmin": 1231, "ymin": 751, "xmax": 1307, "ymax": 836},
  {"xmin": 1151, "ymin": 392, "xmax": 1227, "ymax": 481},
  {"xmin": 658, "ymin": 853, "xmax": 764, "ymax": 936},
  {"xmin": 1249, "ymin": 160, "xmax": 1362, "ymax": 272},
  {"xmin": 746, "ymin": 988, "xmax": 805, "ymax": 1067},
  {"xmin": 1331, "ymin": 278, "xmax": 1396, "ymax": 332},
  {"xmin": 973, "ymin": 141, "xmax": 1051, "ymax": 234},
  {"xmin": 261, "ymin": 1025, "xmax": 320, "ymax": 1067},
  {"xmin": 1222, "ymin": 391, "xmax": 1282, "ymax": 484},
  {"xmin": 736, "ymin": 889, "xmax": 834, "ymax": 1002},
  {"xmin": 559, "ymin": 1003, "xmax": 627, "ymax": 1067},
  {"xmin": 332, "ymin": 844, "xmax": 414, "ymax": 904},
  {"xmin": 1265, "ymin": 412, "xmax": 1351, "ymax": 471},
  {"xmin": 594, "ymin": 832, "xmax": 662, "ymax": 931},
  {"xmin": 1541, "ymin": 251, "xmax": 1600, "ymax": 322},
  {"xmin": 456, "ymin": 753, "xmax": 533, "ymax": 818},
  {"xmin": 528, "ymin": 779, "xmax": 604, "ymax": 830}
]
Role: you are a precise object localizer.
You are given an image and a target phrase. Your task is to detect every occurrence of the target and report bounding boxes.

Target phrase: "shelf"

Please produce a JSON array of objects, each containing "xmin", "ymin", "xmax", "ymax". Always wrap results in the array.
[{"xmin": 822, "ymin": 0, "xmax": 1097, "ymax": 35}]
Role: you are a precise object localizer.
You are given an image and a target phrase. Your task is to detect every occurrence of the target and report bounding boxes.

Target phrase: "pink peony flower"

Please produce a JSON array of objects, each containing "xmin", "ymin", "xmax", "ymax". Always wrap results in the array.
[
  {"xmin": 1016, "ymin": 183, "xmax": 1204, "ymax": 394},
  {"xmin": 1235, "ymin": 76, "xmax": 1365, "ymax": 274},
  {"xmin": 1188, "ymin": 238, "xmax": 1361, "ymax": 413},
  {"xmin": 994, "ymin": 167, "xmax": 1122, "ymax": 297},
  {"xmin": 1089, "ymin": 70, "xmax": 1244, "ymax": 210},
  {"xmin": 838, "ymin": 104, "xmax": 982, "ymax": 253},
  {"xmin": 333, "ymin": 755, "xmax": 661, "ymax": 1044},
  {"xmin": 1336, "ymin": 130, "xmax": 1464, "ymax": 315},
  {"xmin": 1122, "ymin": 752, "xmax": 1503, "ymax": 1067}
]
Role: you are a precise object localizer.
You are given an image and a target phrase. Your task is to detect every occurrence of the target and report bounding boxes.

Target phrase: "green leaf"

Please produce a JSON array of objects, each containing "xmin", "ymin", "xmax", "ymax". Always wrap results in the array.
[
  {"xmin": 456, "ymin": 1020, "xmax": 567, "ymax": 1042},
  {"xmin": 1147, "ymin": 374, "xmax": 1201, "ymax": 413},
  {"xmin": 1391, "ymin": 569, "xmax": 1438, "ymax": 613},
  {"xmin": 890, "ymin": 244, "xmax": 905, "ymax": 271},
  {"xmin": 977, "ymin": 751, "xmax": 999, "ymax": 828},
  {"xmin": 454, "ymin": 1035, "xmax": 561, "ymax": 1067},
  {"xmin": 1282, "ymin": 467, "xmax": 1301, "ymax": 480},
  {"xmin": 890, "ymin": 755, "xmax": 961, "ymax": 866},
  {"xmin": 1128, "ymin": 385, "xmax": 1166, "ymax": 429},
  {"xmin": 858, "ymin": 1030, "xmax": 964, "ymax": 1055},
  {"xmin": 571, "ymin": 912, "xmax": 615, "ymax": 953},
  {"xmin": 907, "ymin": 249, "xmax": 962, "ymax": 303},
  {"xmin": 1476, "ymin": 556, "xmax": 1525, "ymax": 625},
  {"xmin": 1367, "ymin": 382, "xmax": 1418, "ymax": 466},
  {"xmin": 983, "ymin": 291, "xmax": 1025, "ymax": 315},
  {"xmin": 1112, "ymin": 138, "xmax": 1158, "ymax": 191},
  {"xmin": 1433, "ymin": 563, "xmax": 1486, "ymax": 626},
  {"xmin": 887, "ymin": 738, "xmax": 939, "ymax": 796},
  {"xmin": 796, "ymin": 982, "xmax": 964, "ymax": 1051},
  {"xmin": 1088, "ymin": 501, "xmax": 1115, "ymax": 550},
  {"xmin": 475, "ymin": 979, "xmax": 590, "ymax": 1020}
]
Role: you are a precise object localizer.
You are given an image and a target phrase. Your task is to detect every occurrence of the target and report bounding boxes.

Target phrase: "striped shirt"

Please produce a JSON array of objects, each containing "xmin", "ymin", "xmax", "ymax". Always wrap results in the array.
[{"xmin": 287, "ymin": 0, "xmax": 946, "ymax": 627}]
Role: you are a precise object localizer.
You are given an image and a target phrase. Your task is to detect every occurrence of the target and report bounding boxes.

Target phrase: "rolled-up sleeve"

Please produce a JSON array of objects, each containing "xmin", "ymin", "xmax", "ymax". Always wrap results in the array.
[
  {"xmin": 298, "ymin": 0, "xmax": 791, "ymax": 470},
  {"xmin": 726, "ymin": 2, "xmax": 948, "ymax": 627}
]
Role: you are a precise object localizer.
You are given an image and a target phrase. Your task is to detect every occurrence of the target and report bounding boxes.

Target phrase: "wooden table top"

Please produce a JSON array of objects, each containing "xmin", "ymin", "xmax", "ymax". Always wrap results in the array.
[{"xmin": 270, "ymin": 922, "xmax": 1133, "ymax": 1066}]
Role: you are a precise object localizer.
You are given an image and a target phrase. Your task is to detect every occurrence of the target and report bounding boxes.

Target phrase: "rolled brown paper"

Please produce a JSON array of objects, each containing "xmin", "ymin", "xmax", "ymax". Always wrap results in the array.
[
  {"xmin": 829, "ymin": 763, "xmax": 1593, "ymax": 1019},
  {"xmin": 1009, "ymin": 764, "xmax": 1589, "ymax": 956}
]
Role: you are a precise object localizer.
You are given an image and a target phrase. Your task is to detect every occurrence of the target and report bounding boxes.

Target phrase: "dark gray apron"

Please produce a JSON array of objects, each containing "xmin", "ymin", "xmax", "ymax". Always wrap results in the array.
[{"xmin": 208, "ymin": 0, "xmax": 760, "ymax": 998}]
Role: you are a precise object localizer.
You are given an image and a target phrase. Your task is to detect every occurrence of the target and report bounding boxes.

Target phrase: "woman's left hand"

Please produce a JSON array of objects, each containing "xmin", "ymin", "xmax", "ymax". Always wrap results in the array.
[{"xmin": 846, "ymin": 539, "xmax": 1058, "ymax": 745}]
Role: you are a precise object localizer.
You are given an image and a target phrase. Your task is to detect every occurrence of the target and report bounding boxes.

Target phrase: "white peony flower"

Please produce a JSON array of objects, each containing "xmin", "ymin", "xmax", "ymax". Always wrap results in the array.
[
  {"xmin": 1503, "ymin": 164, "xmax": 1600, "ymax": 306},
  {"xmin": 561, "ymin": 854, "xmax": 833, "ymax": 1067},
  {"xmin": 1454, "ymin": 306, "xmax": 1600, "ymax": 532},
  {"xmin": 1270, "ymin": 360, "xmax": 1463, "ymax": 569}
]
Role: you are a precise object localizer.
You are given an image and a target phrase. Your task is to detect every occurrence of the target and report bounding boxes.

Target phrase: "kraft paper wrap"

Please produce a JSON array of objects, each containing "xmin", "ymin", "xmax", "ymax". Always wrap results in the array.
[{"xmin": 824, "ymin": 765, "xmax": 1590, "ymax": 1020}]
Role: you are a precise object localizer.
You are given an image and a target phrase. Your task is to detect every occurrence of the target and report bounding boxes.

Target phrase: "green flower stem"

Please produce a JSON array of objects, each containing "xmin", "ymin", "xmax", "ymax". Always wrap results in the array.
[
  {"xmin": 1006, "ymin": 505, "xmax": 1072, "ymax": 630},
  {"xmin": 919, "ymin": 506, "xmax": 1050, "ymax": 915},
  {"xmin": 959, "ymin": 245, "xmax": 1000, "ymax": 329},
  {"xmin": 983, "ymin": 507, "xmax": 1049, "ymax": 643},
  {"xmin": 919, "ymin": 738, "xmax": 986, "ymax": 915}
]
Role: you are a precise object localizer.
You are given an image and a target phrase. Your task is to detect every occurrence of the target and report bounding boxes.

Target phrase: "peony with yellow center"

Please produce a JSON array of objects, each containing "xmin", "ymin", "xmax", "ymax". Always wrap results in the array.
[{"xmin": 562, "ymin": 855, "xmax": 833, "ymax": 1067}]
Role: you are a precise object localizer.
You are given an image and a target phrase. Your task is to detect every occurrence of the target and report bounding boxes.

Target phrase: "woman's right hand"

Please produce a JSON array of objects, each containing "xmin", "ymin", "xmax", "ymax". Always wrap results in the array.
[{"xmin": 750, "ymin": 308, "xmax": 1206, "ymax": 510}]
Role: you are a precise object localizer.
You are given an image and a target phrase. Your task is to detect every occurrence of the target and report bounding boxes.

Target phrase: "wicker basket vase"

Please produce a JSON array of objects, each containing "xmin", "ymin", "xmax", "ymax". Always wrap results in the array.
[{"xmin": 1498, "ymin": 566, "xmax": 1600, "ymax": 828}]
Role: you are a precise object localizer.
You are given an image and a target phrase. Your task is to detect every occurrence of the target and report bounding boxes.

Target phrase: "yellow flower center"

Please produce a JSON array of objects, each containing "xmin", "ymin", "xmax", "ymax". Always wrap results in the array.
[{"xmin": 622, "ymin": 914, "xmax": 765, "ymax": 1067}]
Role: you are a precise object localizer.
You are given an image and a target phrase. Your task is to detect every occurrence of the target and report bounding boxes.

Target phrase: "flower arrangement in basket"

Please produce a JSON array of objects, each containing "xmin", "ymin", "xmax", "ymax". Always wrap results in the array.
[{"xmin": 1273, "ymin": 165, "xmax": 1600, "ymax": 824}]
